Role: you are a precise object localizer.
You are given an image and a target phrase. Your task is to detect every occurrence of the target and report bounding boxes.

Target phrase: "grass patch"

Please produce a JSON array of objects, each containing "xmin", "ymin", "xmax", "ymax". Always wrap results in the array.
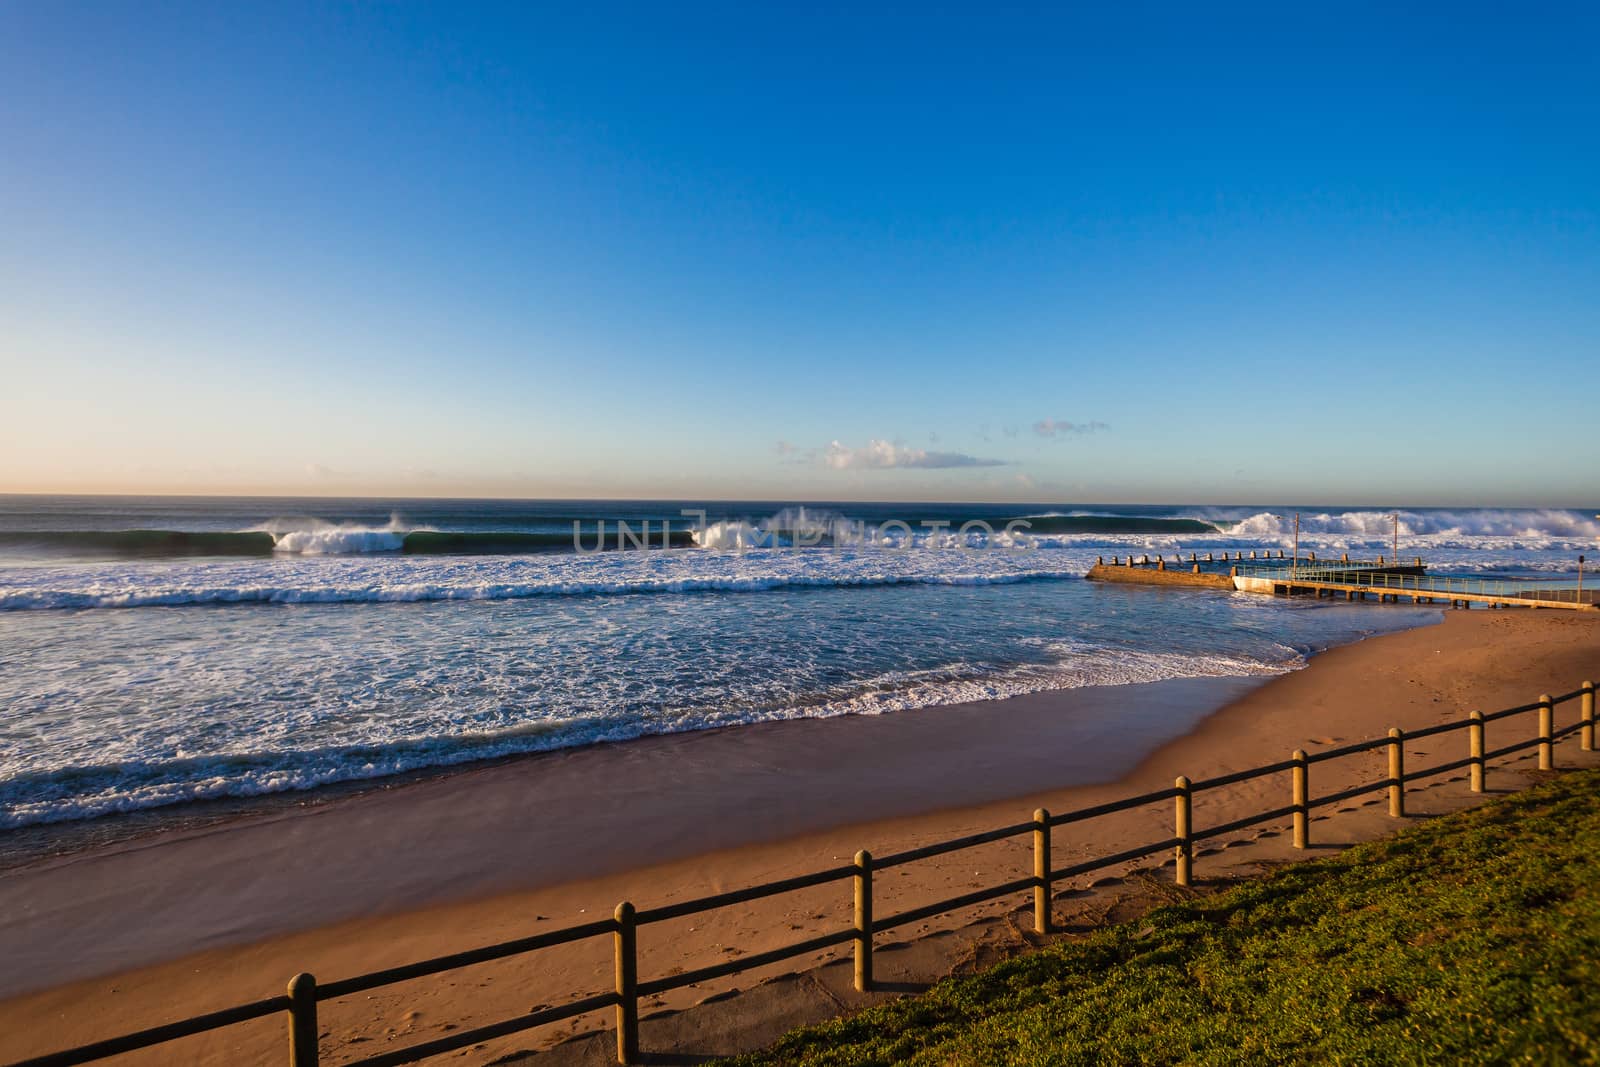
[{"xmin": 725, "ymin": 770, "xmax": 1600, "ymax": 1066}]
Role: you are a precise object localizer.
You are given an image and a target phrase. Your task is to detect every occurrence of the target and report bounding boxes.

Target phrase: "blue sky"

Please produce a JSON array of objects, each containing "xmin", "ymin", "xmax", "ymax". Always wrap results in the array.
[{"xmin": 2, "ymin": 3, "xmax": 1596, "ymax": 504}]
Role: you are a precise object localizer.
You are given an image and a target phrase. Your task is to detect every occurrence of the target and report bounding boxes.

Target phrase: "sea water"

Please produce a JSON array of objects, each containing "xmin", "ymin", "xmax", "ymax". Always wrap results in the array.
[{"xmin": 1, "ymin": 497, "xmax": 1594, "ymax": 831}]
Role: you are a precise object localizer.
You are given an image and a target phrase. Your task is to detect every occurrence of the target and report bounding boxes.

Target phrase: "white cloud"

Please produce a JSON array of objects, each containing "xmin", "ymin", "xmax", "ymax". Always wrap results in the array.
[{"xmin": 822, "ymin": 439, "xmax": 1005, "ymax": 470}]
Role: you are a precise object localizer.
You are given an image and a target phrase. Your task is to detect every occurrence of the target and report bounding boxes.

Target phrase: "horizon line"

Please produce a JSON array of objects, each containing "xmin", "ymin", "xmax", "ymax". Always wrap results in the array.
[{"xmin": 0, "ymin": 489, "xmax": 1596, "ymax": 511}]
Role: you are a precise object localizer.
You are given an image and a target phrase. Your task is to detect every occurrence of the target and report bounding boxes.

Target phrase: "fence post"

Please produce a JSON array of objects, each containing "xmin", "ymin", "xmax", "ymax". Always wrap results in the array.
[
  {"xmin": 1174, "ymin": 777, "xmax": 1192, "ymax": 887},
  {"xmin": 1387, "ymin": 728, "xmax": 1405, "ymax": 818},
  {"xmin": 853, "ymin": 850, "xmax": 873, "ymax": 992},
  {"xmin": 1539, "ymin": 694, "xmax": 1554, "ymax": 770},
  {"xmin": 1469, "ymin": 711, "xmax": 1485, "ymax": 792},
  {"xmin": 1582, "ymin": 681, "xmax": 1595, "ymax": 752},
  {"xmin": 287, "ymin": 973, "xmax": 318, "ymax": 1067},
  {"xmin": 1291, "ymin": 750, "xmax": 1308, "ymax": 849},
  {"xmin": 613, "ymin": 902, "xmax": 638, "ymax": 1064},
  {"xmin": 1033, "ymin": 809, "xmax": 1052, "ymax": 934}
]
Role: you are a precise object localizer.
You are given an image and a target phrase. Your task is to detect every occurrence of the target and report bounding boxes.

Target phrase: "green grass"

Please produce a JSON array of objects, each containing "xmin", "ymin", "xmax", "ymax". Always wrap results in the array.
[{"xmin": 725, "ymin": 770, "xmax": 1600, "ymax": 1066}]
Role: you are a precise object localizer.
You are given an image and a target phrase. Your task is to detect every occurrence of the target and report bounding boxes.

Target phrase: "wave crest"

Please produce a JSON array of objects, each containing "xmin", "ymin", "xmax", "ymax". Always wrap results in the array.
[
  {"xmin": 0, "ymin": 566, "xmax": 1086, "ymax": 612},
  {"xmin": 1222, "ymin": 508, "xmax": 1600, "ymax": 540},
  {"xmin": 258, "ymin": 515, "xmax": 414, "ymax": 554}
]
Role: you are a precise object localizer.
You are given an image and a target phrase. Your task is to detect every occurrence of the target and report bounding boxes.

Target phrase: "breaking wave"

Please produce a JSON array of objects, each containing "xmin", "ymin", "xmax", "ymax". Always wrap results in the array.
[
  {"xmin": 4, "ymin": 507, "xmax": 1591, "ymax": 561},
  {"xmin": 0, "ymin": 560, "xmax": 1085, "ymax": 612},
  {"xmin": 1218, "ymin": 508, "xmax": 1600, "ymax": 541},
  {"xmin": 0, "ymin": 523, "xmax": 697, "ymax": 558},
  {"xmin": 0, "ymin": 638, "xmax": 1301, "ymax": 829}
]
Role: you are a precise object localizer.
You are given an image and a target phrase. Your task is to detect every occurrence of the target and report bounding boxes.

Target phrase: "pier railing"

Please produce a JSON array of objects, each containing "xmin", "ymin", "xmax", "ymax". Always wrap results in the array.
[
  {"xmin": 10, "ymin": 682, "xmax": 1598, "ymax": 1067},
  {"xmin": 1234, "ymin": 563, "xmax": 1590, "ymax": 604},
  {"xmin": 1105, "ymin": 552, "xmax": 1406, "ymax": 571}
]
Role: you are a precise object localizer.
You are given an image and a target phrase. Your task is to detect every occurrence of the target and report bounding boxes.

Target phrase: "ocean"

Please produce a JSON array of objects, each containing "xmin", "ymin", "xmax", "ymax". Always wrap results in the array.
[{"xmin": 2, "ymin": 496, "xmax": 1595, "ymax": 834}]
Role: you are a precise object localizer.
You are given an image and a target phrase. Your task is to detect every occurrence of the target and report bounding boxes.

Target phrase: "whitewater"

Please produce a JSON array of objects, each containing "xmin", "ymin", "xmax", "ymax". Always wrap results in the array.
[{"xmin": 1, "ymin": 498, "xmax": 1594, "ymax": 832}]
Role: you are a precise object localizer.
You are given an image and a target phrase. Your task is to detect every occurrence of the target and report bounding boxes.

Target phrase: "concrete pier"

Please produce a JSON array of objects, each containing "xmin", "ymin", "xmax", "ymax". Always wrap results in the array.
[{"xmin": 1089, "ymin": 554, "xmax": 1599, "ymax": 612}]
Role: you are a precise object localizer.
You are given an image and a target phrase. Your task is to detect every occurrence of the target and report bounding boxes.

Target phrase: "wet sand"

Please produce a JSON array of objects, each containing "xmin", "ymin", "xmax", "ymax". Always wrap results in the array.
[
  {"xmin": 2, "ymin": 608, "xmax": 1597, "ymax": 1065},
  {"xmin": 0, "ymin": 674, "xmax": 1265, "ymax": 993}
]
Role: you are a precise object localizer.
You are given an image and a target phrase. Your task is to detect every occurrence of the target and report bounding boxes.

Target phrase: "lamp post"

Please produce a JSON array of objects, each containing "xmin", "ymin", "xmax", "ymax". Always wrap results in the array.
[
  {"xmin": 1293, "ymin": 511, "xmax": 1301, "ymax": 577},
  {"xmin": 1587, "ymin": 518, "xmax": 1600, "ymax": 607}
]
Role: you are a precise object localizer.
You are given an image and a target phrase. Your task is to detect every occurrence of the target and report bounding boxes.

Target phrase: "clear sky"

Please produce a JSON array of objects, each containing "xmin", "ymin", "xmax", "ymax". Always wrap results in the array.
[{"xmin": 2, "ymin": 3, "xmax": 1596, "ymax": 505}]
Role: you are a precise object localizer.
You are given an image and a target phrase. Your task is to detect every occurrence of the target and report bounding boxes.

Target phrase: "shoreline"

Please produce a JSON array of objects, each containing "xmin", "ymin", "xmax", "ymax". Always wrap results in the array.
[
  {"xmin": 0, "ymin": 671, "xmax": 1274, "ymax": 989},
  {"xmin": 0, "ymin": 591, "xmax": 1416, "ymax": 870},
  {"xmin": 0, "ymin": 669, "xmax": 1268, "ymax": 868},
  {"xmin": 2, "ymin": 609, "xmax": 1596, "ymax": 1064}
]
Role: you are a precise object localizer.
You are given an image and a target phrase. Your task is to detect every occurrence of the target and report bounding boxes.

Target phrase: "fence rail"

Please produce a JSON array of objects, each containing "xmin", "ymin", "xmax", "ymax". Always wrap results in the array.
[
  {"xmin": 11, "ymin": 680, "xmax": 1597, "ymax": 1067},
  {"xmin": 1234, "ymin": 563, "xmax": 1590, "ymax": 604}
]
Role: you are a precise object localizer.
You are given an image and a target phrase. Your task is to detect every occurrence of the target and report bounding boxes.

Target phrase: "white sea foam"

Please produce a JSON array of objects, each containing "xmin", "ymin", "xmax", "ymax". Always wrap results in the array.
[
  {"xmin": 2, "ymin": 502, "xmax": 1587, "ymax": 830},
  {"xmin": 0, "ymin": 556, "xmax": 1085, "ymax": 611},
  {"xmin": 691, "ymin": 506, "xmax": 875, "ymax": 550},
  {"xmin": 813, "ymin": 641, "xmax": 1299, "ymax": 717},
  {"xmin": 1218, "ymin": 508, "xmax": 1600, "ymax": 543},
  {"xmin": 992, "ymin": 509, "xmax": 1598, "ymax": 570},
  {"xmin": 690, "ymin": 507, "xmax": 1600, "ymax": 560},
  {"xmin": 255, "ymin": 514, "xmax": 418, "ymax": 554},
  {"xmin": 2, "ymin": 503, "xmax": 1593, "ymax": 612},
  {"xmin": 0, "ymin": 635, "xmax": 1304, "ymax": 829},
  {"xmin": 692, "ymin": 521, "xmax": 774, "ymax": 551}
]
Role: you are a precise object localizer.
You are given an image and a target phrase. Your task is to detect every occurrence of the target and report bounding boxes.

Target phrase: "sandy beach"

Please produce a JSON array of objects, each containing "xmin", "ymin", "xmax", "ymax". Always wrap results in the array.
[{"xmin": 2, "ymin": 608, "xmax": 1597, "ymax": 1065}]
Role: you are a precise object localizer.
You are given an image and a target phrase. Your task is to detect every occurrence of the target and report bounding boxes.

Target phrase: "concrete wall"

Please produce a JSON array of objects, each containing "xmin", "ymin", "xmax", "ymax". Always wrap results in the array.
[
  {"xmin": 1085, "ymin": 564, "xmax": 1236, "ymax": 591},
  {"xmin": 1233, "ymin": 575, "xmax": 1277, "ymax": 594}
]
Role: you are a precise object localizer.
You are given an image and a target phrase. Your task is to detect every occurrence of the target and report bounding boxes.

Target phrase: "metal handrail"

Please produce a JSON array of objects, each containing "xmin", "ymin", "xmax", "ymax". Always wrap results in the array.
[{"xmin": 1234, "ymin": 564, "xmax": 1586, "ymax": 603}]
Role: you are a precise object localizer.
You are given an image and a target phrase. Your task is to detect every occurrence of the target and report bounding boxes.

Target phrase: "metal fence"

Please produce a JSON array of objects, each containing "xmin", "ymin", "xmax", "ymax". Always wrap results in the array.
[
  {"xmin": 12, "ymin": 682, "xmax": 1598, "ymax": 1067},
  {"xmin": 1104, "ymin": 553, "xmax": 1408, "ymax": 572},
  {"xmin": 1234, "ymin": 563, "xmax": 1590, "ymax": 604}
]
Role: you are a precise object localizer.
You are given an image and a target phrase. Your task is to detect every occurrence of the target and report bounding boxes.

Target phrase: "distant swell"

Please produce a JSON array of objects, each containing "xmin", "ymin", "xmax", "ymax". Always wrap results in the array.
[
  {"xmin": 405, "ymin": 530, "xmax": 699, "ymax": 553},
  {"xmin": 0, "ymin": 530, "xmax": 278, "ymax": 557},
  {"xmin": 1018, "ymin": 515, "xmax": 1220, "ymax": 535},
  {"xmin": 0, "ymin": 516, "xmax": 1217, "ymax": 559},
  {"xmin": 0, "ymin": 528, "xmax": 700, "ymax": 559}
]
